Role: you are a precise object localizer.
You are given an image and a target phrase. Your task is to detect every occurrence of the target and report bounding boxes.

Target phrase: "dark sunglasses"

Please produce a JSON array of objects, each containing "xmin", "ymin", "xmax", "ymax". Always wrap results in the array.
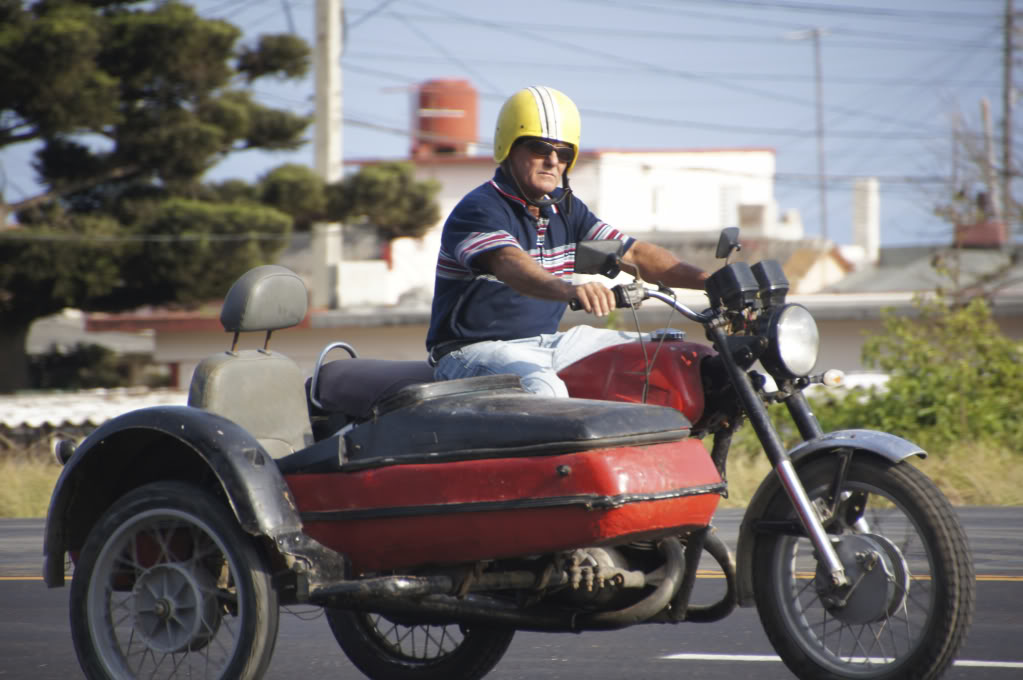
[{"xmin": 522, "ymin": 139, "xmax": 575, "ymax": 163}]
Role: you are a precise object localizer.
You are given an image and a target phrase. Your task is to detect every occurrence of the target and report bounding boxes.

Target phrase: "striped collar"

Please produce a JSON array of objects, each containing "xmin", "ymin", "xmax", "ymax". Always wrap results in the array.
[{"xmin": 488, "ymin": 168, "xmax": 561, "ymax": 218}]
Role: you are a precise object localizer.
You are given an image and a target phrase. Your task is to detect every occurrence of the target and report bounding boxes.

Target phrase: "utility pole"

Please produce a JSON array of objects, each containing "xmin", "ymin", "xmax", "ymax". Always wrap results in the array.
[
  {"xmin": 314, "ymin": 0, "xmax": 342, "ymax": 184},
  {"xmin": 312, "ymin": 0, "xmax": 343, "ymax": 309},
  {"xmin": 787, "ymin": 28, "xmax": 829, "ymax": 242},
  {"xmin": 982, "ymin": 98, "xmax": 1002, "ymax": 220},
  {"xmin": 1003, "ymin": 0, "xmax": 1014, "ymax": 227},
  {"xmin": 811, "ymin": 28, "xmax": 828, "ymax": 242}
]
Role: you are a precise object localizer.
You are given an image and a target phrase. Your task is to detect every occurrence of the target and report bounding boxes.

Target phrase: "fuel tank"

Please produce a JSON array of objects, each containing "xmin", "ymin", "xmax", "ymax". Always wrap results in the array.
[{"xmin": 559, "ymin": 339, "xmax": 716, "ymax": 424}]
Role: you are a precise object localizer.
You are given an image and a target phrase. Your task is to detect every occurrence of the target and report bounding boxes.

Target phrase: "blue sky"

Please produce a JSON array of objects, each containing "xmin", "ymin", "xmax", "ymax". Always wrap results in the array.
[{"xmin": 2, "ymin": 0, "xmax": 1011, "ymax": 247}]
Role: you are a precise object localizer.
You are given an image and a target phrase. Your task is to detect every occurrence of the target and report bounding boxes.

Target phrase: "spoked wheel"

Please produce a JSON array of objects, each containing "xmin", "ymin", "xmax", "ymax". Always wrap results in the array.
[
  {"xmin": 69, "ymin": 481, "xmax": 280, "ymax": 680},
  {"xmin": 325, "ymin": 608, "xmax": 514, "ymax": 680},
  {"xmin": 752, "ymin": 455, "xmax": 974, "ymax": 680}
]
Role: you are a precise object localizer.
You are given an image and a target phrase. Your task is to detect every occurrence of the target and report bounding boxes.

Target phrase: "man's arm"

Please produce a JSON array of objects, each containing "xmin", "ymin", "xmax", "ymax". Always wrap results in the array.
[
  {"xmin": 476, "ymin": 246, "xmax": 617, "ymax": 316},
  {"xmin": 621, "ymin": 240, "xmax": 708, "ymax": 290}
]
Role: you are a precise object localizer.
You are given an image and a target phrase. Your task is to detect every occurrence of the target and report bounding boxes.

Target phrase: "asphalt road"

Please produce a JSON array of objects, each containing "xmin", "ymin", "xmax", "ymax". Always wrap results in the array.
[{"xmin": 2, "ymin": 508, "xmax": 1021, "ymax": 680}]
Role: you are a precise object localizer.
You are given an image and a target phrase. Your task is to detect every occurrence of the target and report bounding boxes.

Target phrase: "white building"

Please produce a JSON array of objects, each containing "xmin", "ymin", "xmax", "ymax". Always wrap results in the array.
[{"xmin": 320, "ymin": 145, "xmax": 805, "ymax": 309}]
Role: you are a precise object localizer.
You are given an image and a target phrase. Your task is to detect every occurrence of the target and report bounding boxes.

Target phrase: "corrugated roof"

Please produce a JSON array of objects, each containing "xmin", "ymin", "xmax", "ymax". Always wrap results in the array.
[
  {"xmin": 827, "ymin": 246, "xmax": 1023, "ymax": 295},
  {"xmin": 630, "ymin": 232, "xmax": 848, "ymax": 290},
  {"xmin": 0, "ymin": 388, "xmax": 187, "ymax": 429}
]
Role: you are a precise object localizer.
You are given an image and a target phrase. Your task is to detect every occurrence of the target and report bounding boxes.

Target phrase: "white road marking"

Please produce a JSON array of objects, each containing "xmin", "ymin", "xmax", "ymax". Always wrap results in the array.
[{"xmin": 662, "ymin": 654, "xmax": 1023, "ymax": 669}]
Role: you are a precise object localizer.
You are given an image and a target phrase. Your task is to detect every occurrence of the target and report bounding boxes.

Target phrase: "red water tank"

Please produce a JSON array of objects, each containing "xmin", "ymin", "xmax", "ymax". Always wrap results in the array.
[{"xmin": 412, "ymin": 79, "xmax": 478, "ymax": 158}]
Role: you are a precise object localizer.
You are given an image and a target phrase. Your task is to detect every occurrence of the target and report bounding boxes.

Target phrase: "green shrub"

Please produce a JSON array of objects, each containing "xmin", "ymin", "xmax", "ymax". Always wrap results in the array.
[
  {"xmin": 814, "ymin": 295, "xmax": 1023, "ymax": 452},
  {"xmin": 726, "ymin": 294, "xmax": 1023, "ymax": 462},
  {"xmin": 30, "ymin": 342, "xmax": 134, "ymax": 389}
]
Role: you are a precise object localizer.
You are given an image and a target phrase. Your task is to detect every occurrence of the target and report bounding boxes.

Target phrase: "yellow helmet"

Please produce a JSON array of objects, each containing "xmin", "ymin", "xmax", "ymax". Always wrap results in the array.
[{"xmin": 493, "ymin": 86, "xmax": 581, "ymax": 174}]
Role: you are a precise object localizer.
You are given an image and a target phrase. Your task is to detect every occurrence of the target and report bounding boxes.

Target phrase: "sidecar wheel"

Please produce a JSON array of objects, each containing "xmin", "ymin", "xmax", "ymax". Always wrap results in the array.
[
  {"xmin": 752, "ymin": 456, "xmax": 974, "ymax": 680},
  {"xmin": 69, "ymin": 481, "xmax": 280, "ymax": 680},
  {"xmin": 325, "ymin": 609, "xmax": 514, "ymax": 680}
]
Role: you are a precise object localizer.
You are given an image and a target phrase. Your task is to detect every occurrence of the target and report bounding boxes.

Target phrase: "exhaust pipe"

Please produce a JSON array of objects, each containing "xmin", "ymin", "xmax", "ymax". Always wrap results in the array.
[{"xmin": 315, "ymin": 537, "xmax": 686, "ymax": 632}]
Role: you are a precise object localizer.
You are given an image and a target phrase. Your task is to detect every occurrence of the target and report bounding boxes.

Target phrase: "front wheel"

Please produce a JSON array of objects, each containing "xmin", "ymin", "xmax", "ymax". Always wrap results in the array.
[
  {"xmin": 752, "ymin": 455, "xmax": 974, "ymax": 680},
  {"xmin": 69, "ymin": 481, "xmax": 280, "ymax": 680},
  {"xmin": 325, "ymin": 608, "xmax": 514, "ymax": 680}
]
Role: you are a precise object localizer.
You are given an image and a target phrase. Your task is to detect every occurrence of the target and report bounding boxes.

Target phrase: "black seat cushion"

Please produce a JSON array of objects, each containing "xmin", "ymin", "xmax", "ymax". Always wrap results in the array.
[
  {"xmin": 343, "ymin": 384, "xmax": 692, "ymax": 469},
  {"xmin": 311, "ymin": 359, "xmax": 436, "ymax": 420}
]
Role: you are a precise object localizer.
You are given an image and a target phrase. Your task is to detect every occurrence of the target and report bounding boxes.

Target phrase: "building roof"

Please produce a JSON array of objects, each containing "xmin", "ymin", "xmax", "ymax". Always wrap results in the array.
[
  {"xmin": 826, "ymin": 245, "xmax": 1023, "ymax": 296},
  {"xmin": 630, "ymin": 232, "xmax": 852, "ymax": 289},
  {"xmin": 0, "ymin": 388, "xmax": 186, "ymax": 430},
  {"xmin": 26, "ymin": 309, "xmax": 155, "ymax": 356}
]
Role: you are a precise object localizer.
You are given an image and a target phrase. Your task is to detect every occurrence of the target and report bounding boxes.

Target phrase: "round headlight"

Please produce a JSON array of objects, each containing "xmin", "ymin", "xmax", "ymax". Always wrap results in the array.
[{"xmin": 766, "ymin": 304, "xmax": 819, "ymax": 378}]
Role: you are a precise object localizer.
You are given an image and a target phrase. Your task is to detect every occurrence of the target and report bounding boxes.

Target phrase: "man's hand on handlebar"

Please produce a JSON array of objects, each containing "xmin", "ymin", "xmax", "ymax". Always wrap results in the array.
[{"xmin": 569, "ymin": 282, "xmax": 617, "ymax": 316}]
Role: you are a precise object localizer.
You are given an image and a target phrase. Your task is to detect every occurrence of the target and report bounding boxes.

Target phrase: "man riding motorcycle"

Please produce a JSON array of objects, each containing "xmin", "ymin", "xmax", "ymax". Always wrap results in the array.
[{"xmin": 426, "ymin": 85, "xmax": 708, "ymax": 397}]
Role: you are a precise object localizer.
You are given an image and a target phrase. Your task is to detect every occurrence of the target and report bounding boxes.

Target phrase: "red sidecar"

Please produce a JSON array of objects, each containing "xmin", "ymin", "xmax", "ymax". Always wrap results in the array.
[{"xmin": 286, "ymin": 373, "xmax": 721, "ymax": 573}]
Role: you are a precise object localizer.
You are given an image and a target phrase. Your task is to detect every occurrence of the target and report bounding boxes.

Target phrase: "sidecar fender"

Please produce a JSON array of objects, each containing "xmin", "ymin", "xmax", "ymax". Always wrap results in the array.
[
  {"xmin": 733, "ymin": 429, "xmax": 926, "ymax": 607},
  {"xmin": 43, "ymin": 405, "xmax": 302, "ymax": 587}
]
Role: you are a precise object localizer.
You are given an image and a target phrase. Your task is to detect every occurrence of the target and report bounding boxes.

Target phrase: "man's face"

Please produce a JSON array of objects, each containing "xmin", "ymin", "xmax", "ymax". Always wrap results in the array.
[{"xmin": 507, "ymin": 138, "xmax": 573, "ymax": 200}]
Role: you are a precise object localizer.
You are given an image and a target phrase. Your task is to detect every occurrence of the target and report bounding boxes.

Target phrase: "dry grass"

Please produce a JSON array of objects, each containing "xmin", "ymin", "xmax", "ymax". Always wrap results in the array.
[
  {"xmin": 906, "ymin": 442, "xmax": 1023, "ymax": 506},
  {"xmin": 717, "ymin": 440, "xmax": 1023, "ymax": 508},
  {"xmin": 0, "ymin": 455, "xmax": 62, "ymax": 519},
  {"xmin": 718, "ymin": 453, "xmax": 775, "ymax": 508},
  {"xmin": 1, "ymin": 440, "xmax": 1019, "ymax": 519}
]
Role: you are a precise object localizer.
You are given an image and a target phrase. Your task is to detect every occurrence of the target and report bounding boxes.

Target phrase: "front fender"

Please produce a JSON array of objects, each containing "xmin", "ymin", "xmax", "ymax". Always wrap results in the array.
[
  {"xmin": 733, "ymin": 429, "xmax": 926, "ymax": 607},
  {"xmin": 43, "ymin": 405, "xmax": 302, "ymax": 587}
]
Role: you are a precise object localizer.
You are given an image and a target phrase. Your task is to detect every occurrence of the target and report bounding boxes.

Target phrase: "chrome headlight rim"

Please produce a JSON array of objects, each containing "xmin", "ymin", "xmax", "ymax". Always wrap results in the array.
[{"xmin": 765, "ymin": 303, "xmax": 820, "ymax": 379}]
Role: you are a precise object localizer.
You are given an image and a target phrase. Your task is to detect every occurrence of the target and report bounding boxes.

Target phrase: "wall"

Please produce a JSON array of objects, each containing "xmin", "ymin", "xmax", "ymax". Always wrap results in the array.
[
  {"xmin": 585, "ymin": 150, "xmax": 778, "ymax": 234},
  {"xmin": 160, "ymin": 323, "xmax": 430, "ymax": 390}
]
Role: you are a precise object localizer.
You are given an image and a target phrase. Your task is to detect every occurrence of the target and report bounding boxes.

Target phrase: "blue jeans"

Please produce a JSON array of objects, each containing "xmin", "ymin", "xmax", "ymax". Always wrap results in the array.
[{"xmin": 434, "ymin": 325, "xmax": 643, "ymax": 397}]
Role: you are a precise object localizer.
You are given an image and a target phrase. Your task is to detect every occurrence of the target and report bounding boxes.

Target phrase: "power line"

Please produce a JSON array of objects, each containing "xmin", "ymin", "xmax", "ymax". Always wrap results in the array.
[
  {"xmin": 353, "ymin": 11, "xmax": 997, "ymax": 51},
  {"xmin": 389, "ymin": 12, "xmax": 503, "ymax": 94},
  {"xmin": 218, "ymin": 1, "xmax": 997, "ymax": 139},
  {"xmin": 342, "ymin": 54, "xmax": 1000, "ymax": 86},
  {"xmin": 386, "ymin": 3, "xmax": 949, "ymax": 135},
  {"xmin": 667, "ymin": 0, "xmax": 996, "ymax": 24},
  {"xmin": 339, "ymin": 64, "xmax": 942, "ymax": 141}
]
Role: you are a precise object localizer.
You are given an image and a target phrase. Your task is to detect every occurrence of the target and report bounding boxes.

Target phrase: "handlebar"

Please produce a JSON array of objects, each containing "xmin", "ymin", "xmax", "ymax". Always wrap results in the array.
[{"xmin": 569, "ymin": 283, "xmax": 713, "ymax": 324}]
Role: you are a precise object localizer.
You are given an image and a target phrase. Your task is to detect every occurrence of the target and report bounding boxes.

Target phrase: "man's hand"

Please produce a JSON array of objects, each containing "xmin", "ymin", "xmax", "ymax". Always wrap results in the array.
[{"xmin": 571, "ymin": 281, "xmax": 616, "ymax": 316}]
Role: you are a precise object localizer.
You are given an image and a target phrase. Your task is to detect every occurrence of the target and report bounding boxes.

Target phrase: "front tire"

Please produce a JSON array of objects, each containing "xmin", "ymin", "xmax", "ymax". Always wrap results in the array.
[
  {"xmin": 752, "ymin": 455, "xmax": 974, "ymax": 680},
  {"xmin": 325, "ymin": 609, "xmax": 514, "ymax": 680},
  {"xmin": 69, "ymin": 481, "xmax": 280, "ymax": 680}
]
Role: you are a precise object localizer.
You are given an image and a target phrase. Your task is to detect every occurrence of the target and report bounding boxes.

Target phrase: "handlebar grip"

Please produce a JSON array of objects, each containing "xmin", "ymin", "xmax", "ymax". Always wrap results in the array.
[
  {"xmin": 571, "ymin": 283, "xmax": 644, "ymax": 311},
  {"xmin": 612, "ymin": 286, "xmax": 630, "ymax": 309}
]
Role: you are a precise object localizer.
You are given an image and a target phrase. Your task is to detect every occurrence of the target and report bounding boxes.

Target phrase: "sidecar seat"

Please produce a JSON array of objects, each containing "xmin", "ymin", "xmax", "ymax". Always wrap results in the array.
[{"xmin": 187, "ymin": 265, "xmax": 314, "ymax": 458}]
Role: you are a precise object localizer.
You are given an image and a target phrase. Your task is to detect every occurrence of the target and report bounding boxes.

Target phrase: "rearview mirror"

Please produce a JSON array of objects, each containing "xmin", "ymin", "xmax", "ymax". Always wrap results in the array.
[
  {"xmin": 715, "ymin": 227, "xmax": 741, "ymax": 260},
  {"xmin": 574, "ymin": 240, "xmax": 624, "ymax": 278}
]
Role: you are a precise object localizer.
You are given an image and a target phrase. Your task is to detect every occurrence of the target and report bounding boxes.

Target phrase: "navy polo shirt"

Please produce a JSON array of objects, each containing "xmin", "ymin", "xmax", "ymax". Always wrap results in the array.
[{"xmin": 426, "ymin": 168, "xmax": 635, "ymax": 350}]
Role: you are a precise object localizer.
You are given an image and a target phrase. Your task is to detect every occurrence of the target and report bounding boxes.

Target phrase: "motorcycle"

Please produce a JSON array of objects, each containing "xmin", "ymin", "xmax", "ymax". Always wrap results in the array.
[{"xmin": 43, "ymin": 227, "xmax": 974, "ymax": 680}]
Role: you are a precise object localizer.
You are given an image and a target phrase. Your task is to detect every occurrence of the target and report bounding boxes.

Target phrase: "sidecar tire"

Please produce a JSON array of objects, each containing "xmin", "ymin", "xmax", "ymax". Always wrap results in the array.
[
  {"xmin": 752, "ymin": 456, "xmax": 974, "ymax": 680},
  {"xmin": 69, "ymin": 481, "xmax": 280, "ymax": 680},
  {"xmin": 326, "ymin": 609, "xmax": 514, "ymax": 680}
]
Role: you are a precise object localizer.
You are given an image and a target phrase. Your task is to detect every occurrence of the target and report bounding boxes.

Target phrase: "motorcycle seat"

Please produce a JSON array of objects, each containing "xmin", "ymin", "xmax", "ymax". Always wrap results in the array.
[{"xmin": 308, "ymin": 358, "xmax": 437, "ymax": 421}]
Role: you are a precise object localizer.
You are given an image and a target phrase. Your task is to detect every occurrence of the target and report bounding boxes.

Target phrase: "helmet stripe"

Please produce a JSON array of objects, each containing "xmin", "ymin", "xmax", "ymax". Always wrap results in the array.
[{"xmin": 528, "ymin": 86, "xmax": 559, "ymax": 141}]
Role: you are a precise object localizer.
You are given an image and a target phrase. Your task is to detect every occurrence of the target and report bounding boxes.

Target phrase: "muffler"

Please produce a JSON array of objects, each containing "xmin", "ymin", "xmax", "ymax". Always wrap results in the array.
[{"xmin": 313, "ymin": 537, "xmax": 686, "ymax": 632}]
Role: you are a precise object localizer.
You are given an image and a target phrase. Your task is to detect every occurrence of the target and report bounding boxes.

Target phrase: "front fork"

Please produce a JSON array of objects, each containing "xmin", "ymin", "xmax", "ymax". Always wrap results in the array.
[{"xmin": 708, "ymin": 324, "xmax": 850, "ymax": 588}]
